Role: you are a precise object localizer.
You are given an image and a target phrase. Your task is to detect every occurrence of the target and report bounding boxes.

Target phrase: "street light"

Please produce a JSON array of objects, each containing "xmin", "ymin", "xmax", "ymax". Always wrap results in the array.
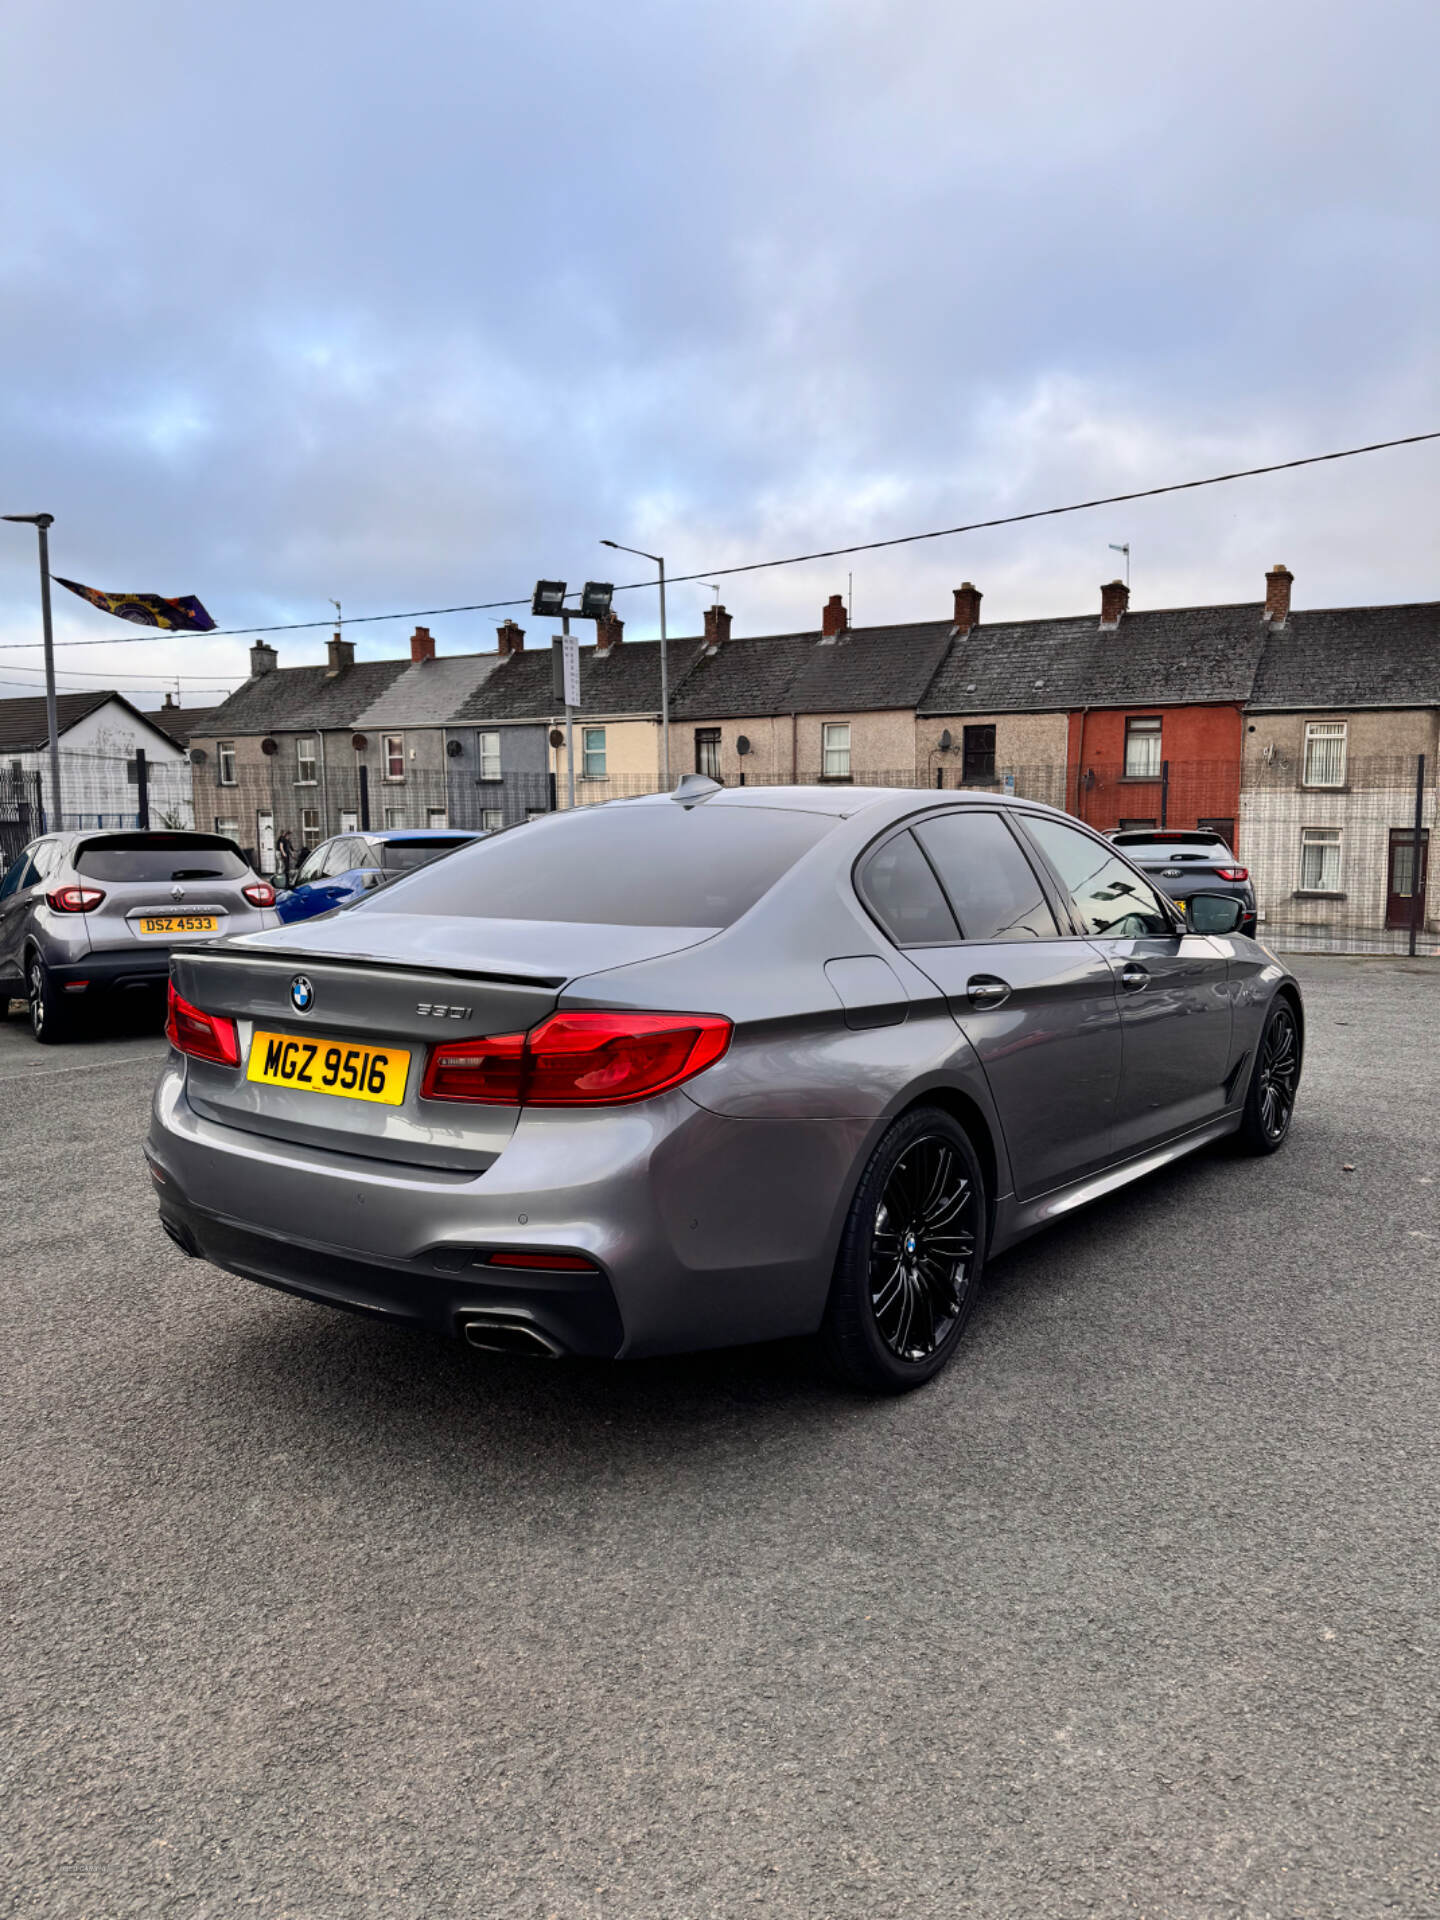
[
  {"xmin": 600, "ymin": 539, "xmax": 669, "ymax": 786},
  {"xmin": 2, "ymin": 512, "xmax": 61, "ymax": 828}
]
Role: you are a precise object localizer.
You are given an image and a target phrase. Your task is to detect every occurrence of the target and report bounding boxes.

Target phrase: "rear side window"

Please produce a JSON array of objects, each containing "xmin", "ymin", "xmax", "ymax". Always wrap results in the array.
[
  {"xmin": 380, "ymin": 837, "xmax": 473, "ymax": 873},
  {"xmin": 75, "ymin": 833, "xmax": 248, "ymax": 882},
  {"xmin": 368, "ymin": 805, "xmax": 837, "ymax": 927},
  {"xmin": 858, "ymin": 831, "xmax": 960, "ymax": 946},
  {"xmin": 914, "ymin": 812, "xmax": 1058, "ymax": 941}
]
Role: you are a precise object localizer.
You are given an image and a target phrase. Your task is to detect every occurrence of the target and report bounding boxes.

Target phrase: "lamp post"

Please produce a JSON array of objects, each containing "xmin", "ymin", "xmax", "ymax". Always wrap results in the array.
[
  {"xmin": 2, "ymin": 512, "xmax": 61, "ymax": 828},
  {"xmin": 600, "ymin": 539, "xmax": 669, "ymax": 786}
]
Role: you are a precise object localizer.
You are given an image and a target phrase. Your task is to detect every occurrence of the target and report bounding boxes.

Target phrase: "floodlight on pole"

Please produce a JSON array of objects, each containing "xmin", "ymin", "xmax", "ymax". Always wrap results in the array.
[
  {"xmin": 600, "ymin": 539, "xmax": 669, "ymax": 785},
  {"xmin": 532, "ymin": 579, "xmax": 568, "ymax": 618},
  {"xmin": 578, "ymin": 581, "xmax": 614, "ymax": 621},
  {"xmin": 2, "ymin": 512, "xmax": 61, "ymax": 827}
]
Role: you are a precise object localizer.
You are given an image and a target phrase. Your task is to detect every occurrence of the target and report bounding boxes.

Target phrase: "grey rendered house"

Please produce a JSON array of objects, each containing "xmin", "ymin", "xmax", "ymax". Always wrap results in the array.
[{"xmin": 348, "ymin": 629, "xmax": 499, "ymax": 830}]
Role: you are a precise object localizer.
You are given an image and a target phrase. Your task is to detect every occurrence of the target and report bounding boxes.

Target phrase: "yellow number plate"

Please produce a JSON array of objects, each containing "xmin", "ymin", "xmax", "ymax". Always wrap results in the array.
[
  {"xmin": 246, "ymin": 1029, "xmax": 411, "ymax": 1106},
  {"xmin": 140, "ymin": 914, "xmax": 217, "ymax": 935}
]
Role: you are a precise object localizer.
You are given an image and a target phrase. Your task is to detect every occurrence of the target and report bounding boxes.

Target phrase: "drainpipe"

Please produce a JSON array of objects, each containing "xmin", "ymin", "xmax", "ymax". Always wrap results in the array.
[{"xmin": 1074, "ymin": 707, "xmax": 1089, "ymax": 820}]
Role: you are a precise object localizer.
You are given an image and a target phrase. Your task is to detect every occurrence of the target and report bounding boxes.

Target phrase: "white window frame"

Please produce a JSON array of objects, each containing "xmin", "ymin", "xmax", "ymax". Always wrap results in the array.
[
  {"xmin": 477, "ymin": 731, "xmax": 502, "ymax": 781},
  {"xmin": 1303, "ymin": 721, "xmax": 1348, "ymax": 789},
  {"xmin": 300, "ymin": 807, "xmax": 321, "ymax": 844},
  {"xmin": 581, "ymin": 727, "xmax": 607, "ymax": 780},
  {"xmin": 217, "ymin": 741, "xmax": 237, "ymax": 787},
  {"xmin": 821, "ymin": 722, "xmax": 851, "ymax": 782},
  {"xmin": 384, "ymin": 805, "xmax": 407, "ymax": 830},
  {"xmin": 480, "ymin": 808, "xmax": 504, "ymax": 832},
  {"xmin": 1124, "ymin": 715, "xmax": 1163, "ymax": 779},
  {"xmin": 296, "ymin": 737, "xmax": 317, "ymax": 785},
  {"xmin": 383, "ymin": 733, "xmax": 406, "ymax": 782},
  {"xmin": 214, "ymin": 818, "xmax": 239, "ymax": 842},
  {"xmin": 1299, "ymin": 826, "xmax": 1343, "ymax": 894},
  {"xmin": 427, "ymin": 807, "xmax": 448, "ymax": 829}
]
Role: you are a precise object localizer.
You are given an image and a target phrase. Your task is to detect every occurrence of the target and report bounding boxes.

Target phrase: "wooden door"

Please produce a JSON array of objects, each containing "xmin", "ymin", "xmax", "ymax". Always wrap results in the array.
[{"xmin": 1386, "ymin": 828, "xmax": 1429, "ymax": 929}]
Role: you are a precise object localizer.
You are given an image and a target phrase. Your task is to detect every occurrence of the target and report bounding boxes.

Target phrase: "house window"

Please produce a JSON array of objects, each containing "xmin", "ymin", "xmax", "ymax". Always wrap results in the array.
[
  {"xmin": 383, "ymin": 734, "xmax": 405, "ymax": 781},
  {"xmin": 481, "ymin": 809, "xmax": 504, "ymax": 832},
  {"xmin": 960, "ymin": 724, "xmax": 996, "ymax": 784},
  {"xmin": 217, "ymin": 742, "xmax": 237, "ymax": 786},
  {"xmin": 821, "ymin": 722, "xmax": 851, "ymax": 781},
  {"xmin": 214, "ymin": 818, "xmax": 239, "ymax": 841},
  {"xmin": 1304, "ymin": 721, "xmax": 1347, "ymax": 789},
  {"xmin": 582, "ymin": 727, "xmax": 607, "ymax": 779},
  {"xmin": 1118, "ymin": 817, "xmax": 1157, "ymax": 829},
  {"xmin": 384, "ymin": 805, "xmax": 407, "ymax": 830},
  {"xmin": 1123, "ymin": 716, "xmax": 1162, "ymax": 778},
  {"xmin": 694, "ymin": 728, "xmax": 722, "ymax": 780},
  {"xmin": 1299, "ymin": 827, "xmax": 1343, "ymax": 893},
  {"xmin": 477, "ymin": 731, "xmax": 502, "ymax": 781},
  {"xmin": 296, "ymin": 737, "xmax": 317, "ymax": 784},
  {"xmin": 300, "ymin": 807, "xmax": 321, "ymax": 844},
  {"xmin": 427, "ymin": 808, "xmax": 448, "ymax": 828}
]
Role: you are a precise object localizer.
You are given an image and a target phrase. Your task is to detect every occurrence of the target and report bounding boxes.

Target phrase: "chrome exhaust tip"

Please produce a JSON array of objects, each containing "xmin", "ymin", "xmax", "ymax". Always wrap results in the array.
[{"xmin": 460, "ymin": 1315, "xmax": 565, "ymax": 1359}]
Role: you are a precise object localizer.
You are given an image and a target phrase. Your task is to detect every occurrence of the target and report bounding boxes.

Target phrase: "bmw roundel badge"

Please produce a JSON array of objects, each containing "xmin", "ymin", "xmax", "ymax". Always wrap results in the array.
[{"xmin": 290, "ymin": 974, "xmax": 315, "ymax": 1015}]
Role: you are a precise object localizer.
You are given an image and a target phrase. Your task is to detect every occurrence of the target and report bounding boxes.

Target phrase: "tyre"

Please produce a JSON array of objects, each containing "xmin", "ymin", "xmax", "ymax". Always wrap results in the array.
[
  {"xmin": 820, "ymin": 1105, "xmax": 986, "ymax": 1394},
  {"xmin": 27, "ymin": 951, "xmax": 75, "ymax": 1046},
  {"xmin": 1234, "ymin": 996, "xmax": 1301, "ymax": 1156}
]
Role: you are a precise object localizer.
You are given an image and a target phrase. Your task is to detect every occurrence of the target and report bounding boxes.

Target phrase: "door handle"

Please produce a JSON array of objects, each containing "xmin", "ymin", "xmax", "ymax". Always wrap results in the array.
[
  {"xmin": 1120, "ymin": 962, "xmax": 1149, "ymax": 993},
  {"xmin": 966, "ymin": 975, "xmax": 1011, "ymax": 1008}
]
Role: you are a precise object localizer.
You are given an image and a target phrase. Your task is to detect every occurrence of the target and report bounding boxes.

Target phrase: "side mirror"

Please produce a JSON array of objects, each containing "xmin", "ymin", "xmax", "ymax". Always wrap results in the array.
[{"xmin": 1184, "ymin": 893, "xmax": 1245, "ymax": 935}]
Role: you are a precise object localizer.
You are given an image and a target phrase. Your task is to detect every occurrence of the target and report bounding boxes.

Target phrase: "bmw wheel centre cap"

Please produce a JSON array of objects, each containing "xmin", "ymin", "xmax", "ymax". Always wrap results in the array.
[{"xmin": 290, "ymin": 975, "xmax": 315, "ymax": 1015}]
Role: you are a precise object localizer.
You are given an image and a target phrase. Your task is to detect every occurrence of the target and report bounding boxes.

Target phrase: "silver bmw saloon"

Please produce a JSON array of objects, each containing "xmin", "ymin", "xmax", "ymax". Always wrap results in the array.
[{"xmin": 146, "ymin": 782, "xmax": 1303, "ymax": 1393}]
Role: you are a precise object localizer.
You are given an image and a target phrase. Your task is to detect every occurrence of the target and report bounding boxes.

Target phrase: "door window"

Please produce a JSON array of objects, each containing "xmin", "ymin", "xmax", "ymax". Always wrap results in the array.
[
  {"xmin": 0, "ymin": 852, "xmax": 36, "ymax": 899},
  {"xmin": 695, "ymin": 729, "xmax": 722, "ymax": 780},
  {"xmin": 857, "ymin": 832, "xmax": 960, "ymax": 946},
  {"xmin": 295, "ymin": 844, "xmax": 330, "ymax": 885},
  {"xmin": 1023, "ymin": 815, "xmax": 1174, "ymax": 937},
  {"xmin": 914, "ymin": 812, "xmax": 1058, "ymax": 942}
]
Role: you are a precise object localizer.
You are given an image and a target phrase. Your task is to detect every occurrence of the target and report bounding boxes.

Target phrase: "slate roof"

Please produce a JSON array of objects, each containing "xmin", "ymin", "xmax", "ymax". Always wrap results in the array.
[
  {"xmin": 667, "ymin": 631, "xmax": 817, "ymax": 720},
  {"xmin": 351, "ymin": 653, "xmax": 500, "ymax": 729},
  {"xmin": 669, "ymin": 621, "xmax": 954, "ymax": 720},
  {"xmin": 149, "ymin": 704, "xmax": 221, "ymax": 746},
  {"xmin": 451, "ymin": 640, "xmax": 667, "ymax": 723},
  {"xmin": 0, "ymin": 690, "xmax": 182, "ymax": 754},
  {"xmin": 1248, "ymin": 603, "xmax": 1440, "ymax": 710},
  {"xmin": 198, "ymin": 658, "xmax": 411, "ymax": 735}
]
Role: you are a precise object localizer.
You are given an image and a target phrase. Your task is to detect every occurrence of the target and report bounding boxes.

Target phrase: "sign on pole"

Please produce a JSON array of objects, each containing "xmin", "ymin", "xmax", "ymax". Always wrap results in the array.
[{"xmin": 561, "ymin": 630, "xmax": 581, "ymax": 709}]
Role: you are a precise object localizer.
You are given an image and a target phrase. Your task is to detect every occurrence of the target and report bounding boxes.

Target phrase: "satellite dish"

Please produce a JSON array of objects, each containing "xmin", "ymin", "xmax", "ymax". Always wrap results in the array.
[
  {"xmin": 548, "ymin": 727, "xmax": 565, "ymax": 748},
  {"xmin": 736, "ymin": 735, "xmax": 751, "ymax": 756},
  {"xmin": 188, "ymin": 746, "xmax": 208, "ymax": 766},
  {"xmin": 260, "ymin": 737, "xmax": 278, "ymax": 756},
  {"xmin": 445, "ymin": 738, "xmax": 463, "ymax": 757},
  {"xmin": 351, "ymin": 732, "xmax": 368, "ymax": 751}
]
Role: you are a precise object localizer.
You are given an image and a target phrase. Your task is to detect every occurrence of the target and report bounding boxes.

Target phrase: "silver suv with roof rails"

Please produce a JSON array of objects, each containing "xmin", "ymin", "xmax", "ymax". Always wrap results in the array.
[{"xmin": 0, "ymin": 829, "xmax": 279, "ymax": 1043}]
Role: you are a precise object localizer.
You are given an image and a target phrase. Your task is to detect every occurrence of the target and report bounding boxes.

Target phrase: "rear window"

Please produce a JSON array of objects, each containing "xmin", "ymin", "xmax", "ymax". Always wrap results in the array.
[
  {"xmin": 366, "ymin": 805, "xmax": 836, "ymax": 927},
  {"xmin": 379, "ymin": 837, "xmax": 475, "ymax": 873},
  {"xmin": 75, "ymin": 833, "xmax": 249, "ymax": 882},
  {"xmin": 1112, "ymin": 832, "xmax": 1226, "ymax": 849}
]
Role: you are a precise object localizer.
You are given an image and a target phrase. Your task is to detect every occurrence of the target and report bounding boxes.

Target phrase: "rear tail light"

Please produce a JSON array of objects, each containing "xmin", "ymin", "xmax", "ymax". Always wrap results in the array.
[
  {"xmin": 1214, "ymin": 866, "xmax": 1248, "ymax": 882},
  {"xmin": 242, "ymin": 882, "xmax": 276, "ymax": 907},
  {"xmin": 485, "ymin": 1251, "xmax": 599, "ymax": 1273},
  {"xmin": 421, "ymin": 1010, "xmax": 732, "ymax": 1106},
  {"xmin": 165, "ymin": 980, "xmax": 240, "ymax": 1067},
  {"xmin": 46, "ymin": 886, "xmax": 105, "ymax": 912}
]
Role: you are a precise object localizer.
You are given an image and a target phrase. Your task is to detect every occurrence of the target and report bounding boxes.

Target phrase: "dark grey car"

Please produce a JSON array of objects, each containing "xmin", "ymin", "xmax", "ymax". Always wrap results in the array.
[
  {"xmin": 0, "ymin": 829, "xmax": 278, "ymax": 1043},
  {"xmin": 1109, "ymin": 829, "xmax": 1258, "ymax": 936},
  {"xmin": 146, "ymin": 784, "xmax": 1303, "ymax": 1393}
]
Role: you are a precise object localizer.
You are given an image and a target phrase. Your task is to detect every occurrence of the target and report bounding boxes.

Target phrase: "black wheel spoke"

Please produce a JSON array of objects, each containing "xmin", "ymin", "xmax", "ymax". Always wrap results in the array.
[
  {"xmin": 1257, "ymin": 1008, "xmax": 1298, "ymax": 1140},
  {"xmin": 870, "ymin": 1131, "xmax": 977, "ymax": 1362}
]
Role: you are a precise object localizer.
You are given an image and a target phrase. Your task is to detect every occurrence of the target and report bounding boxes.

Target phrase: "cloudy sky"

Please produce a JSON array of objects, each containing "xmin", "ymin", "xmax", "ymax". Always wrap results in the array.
[{"xmin": 1, "ymin": 0, "xmax": 1436, "ymax": 706}]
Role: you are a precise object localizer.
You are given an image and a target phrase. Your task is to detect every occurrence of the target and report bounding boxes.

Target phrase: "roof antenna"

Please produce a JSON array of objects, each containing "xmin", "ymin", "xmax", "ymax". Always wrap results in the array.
[
  {"xmin": 1107, "ymin": 543, "xmax": 1130, "ymax": 590},
  {"xmin": 329, "ymin": 597, "xmax": 342, "ymax": 628},
  {"xmin": 698, "ymin": 580, "xmax": 721, "ymax": 605}
]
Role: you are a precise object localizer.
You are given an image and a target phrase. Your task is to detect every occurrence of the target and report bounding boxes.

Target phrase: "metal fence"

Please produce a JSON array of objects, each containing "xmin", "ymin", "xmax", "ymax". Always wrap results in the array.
[{"xmin": 12, "ymin": 747, "xmax": 1435, "ymax": 956}]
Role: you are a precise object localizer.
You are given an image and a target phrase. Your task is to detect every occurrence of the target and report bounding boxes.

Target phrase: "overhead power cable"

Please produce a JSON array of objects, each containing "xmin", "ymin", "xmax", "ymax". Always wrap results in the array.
[{"xmin": 0, "ymin": 427, "xmax": 1435, "ymax": 653}]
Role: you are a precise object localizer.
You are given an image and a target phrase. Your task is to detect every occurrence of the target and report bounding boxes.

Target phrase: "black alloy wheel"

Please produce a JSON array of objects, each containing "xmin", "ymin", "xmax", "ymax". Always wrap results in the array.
[
  {"xmin": 1236, "ymin": 998, "xmax": 1300, "ymax": 1155},
  {"xmin": 822, "ymin": 1106, "xmax": 987, "ymax": 1393}
]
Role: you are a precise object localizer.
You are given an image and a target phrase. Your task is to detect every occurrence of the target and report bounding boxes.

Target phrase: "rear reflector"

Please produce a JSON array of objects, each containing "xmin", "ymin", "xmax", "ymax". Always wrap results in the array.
[
  {"xmin": 242, "ymin": 882, "xmax": 277, "ymax": 908},
  {"xmin": 165, "ymin": 980, "xmax": 240, "ymax": 1067},
  {"xmin": 486, "ymin": 1251, "xmax": 599, "ymax": 1273},
  {"xmin": 46, "ymin": 886, "xmax": 105, "ymax": 912},
  {"xmin": 1214, "ymin": 866, "xmax": 1249, "ymax": 882},
  {"xmin": 421, "ymin": 1009, "xmax": 732, "ymax": 1106}
]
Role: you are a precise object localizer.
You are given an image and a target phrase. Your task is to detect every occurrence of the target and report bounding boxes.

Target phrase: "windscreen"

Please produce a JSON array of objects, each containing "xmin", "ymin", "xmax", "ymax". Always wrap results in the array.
[
  {"xmin": 76, "ymin": 833, "xmax": 248, "ymax": 882},
  {"xmin": 380, "ymin": 837, "xmax": 474, "ymax": 873},
  {"xmin": 366, "ymin": 805, "xmax": 837, "ymax": 927}
]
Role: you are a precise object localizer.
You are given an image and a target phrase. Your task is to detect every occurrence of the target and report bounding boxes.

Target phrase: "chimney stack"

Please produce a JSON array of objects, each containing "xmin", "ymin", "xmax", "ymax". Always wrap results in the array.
[
  {"xmin": 326, "ymin": 632, "xmax": 355, "ymax": 675},
  {"xmin": 249, "ymin": 639, "xmax": 278, "ymax": 677},
  {"xmin": 595, "ymin": 611, "xmax": 624, "ymax": 654},
  {"xmin": 1264, "ymin": 563, "xmax": 1293, "ymax": 627},
  {"xmin": 495, "ymin": 619, "xmax": 525, "ymax": 656},
  {"xmin": 1099, "ymin": 579, "xmax": 1130, "ymax": 629},
  {"xmin": 952, "ymin": 583, "xmax": 983, "ymax": 635},
  {"xmin": 410, "ymin": 624, "xmax": 435, "ymax": 663},
  {"xmin": 703, "ymin": 603, "xmax": 732, "ymax": 649},
  {"xmin": 822, "ymin": 593, "xmax": 847, "ymax": 638}
]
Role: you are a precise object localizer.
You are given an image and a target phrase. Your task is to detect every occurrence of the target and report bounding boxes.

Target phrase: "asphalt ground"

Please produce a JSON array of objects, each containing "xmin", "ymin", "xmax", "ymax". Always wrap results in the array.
[{"xmin": 1, "ymin": 957, "xmax": 1438, "ymax": 1920}]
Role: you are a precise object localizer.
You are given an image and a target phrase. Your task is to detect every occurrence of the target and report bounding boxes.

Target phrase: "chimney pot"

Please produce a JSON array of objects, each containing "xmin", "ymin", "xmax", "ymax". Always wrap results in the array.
[
  {"xmin": 1099, "ymin": 579, "xmax": 1130, "ymax": 629},
  {"xmin": 326, "ymin": 632, "xmax": 355, "ymax": 675},
  {"xmin": 703, "ymin": 604, "xmax": 732, "ymax": 649},
  {"xmin": 822, "ymin": 593, "xmax": 847, "ymax": 638},
  {"xmin": 952, "ymin": 582, "xmax": 983, "ymax": 635},
  {"xmin": 410, "ymin": 625, "xmax": 435, "ymax": 663},
  {"xmin": 496, "ymin": 619, "xmax": 525, "ymax": 656},
  {"xmin": 1264, "ymin": 563, "xmax": 1293, "ymax": 626},
  {"xmin": 595, "ymin": 611, "xmax": 624, "ymax": 653},
  {"xmin": 249, "ymin": 639, "xmax": 278, "ymax": 677}
]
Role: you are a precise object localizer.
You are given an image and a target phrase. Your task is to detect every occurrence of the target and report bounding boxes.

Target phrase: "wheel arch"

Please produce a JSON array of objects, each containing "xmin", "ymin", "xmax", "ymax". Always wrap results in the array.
[
  {"xmin": 893, "ymin": 1085, "xmax": 1002, "ymax": 1252},
  {"xmin": 1271, "ymin": 980, "xmax": 1305, "ymax": 1063}
]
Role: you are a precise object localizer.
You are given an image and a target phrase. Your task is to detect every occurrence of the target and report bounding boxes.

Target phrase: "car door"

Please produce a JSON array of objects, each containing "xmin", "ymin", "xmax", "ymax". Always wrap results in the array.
[
  {"xmin": 858, "ymin": 812, "xmax": 1123, "ymax": 1200},
  {"xmin": 0, "ymin": 845, "xmax": 42, "ymax": 982},
  {"xmin": 1018, "ymin": 812, "xmax": 1235, "ymax": 1156}
]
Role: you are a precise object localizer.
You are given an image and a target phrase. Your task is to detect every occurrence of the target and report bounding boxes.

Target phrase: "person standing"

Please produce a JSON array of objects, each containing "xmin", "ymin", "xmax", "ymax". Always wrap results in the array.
[{"xmin": 275, "ymin": 826, "xmax": 296, "ymax": 886}]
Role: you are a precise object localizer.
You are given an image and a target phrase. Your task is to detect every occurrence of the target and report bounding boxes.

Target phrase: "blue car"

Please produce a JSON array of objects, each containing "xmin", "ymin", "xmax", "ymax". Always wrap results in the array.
[{"xmin": 275, "ymin": 829, "xmax": 486, "ymax": 925}]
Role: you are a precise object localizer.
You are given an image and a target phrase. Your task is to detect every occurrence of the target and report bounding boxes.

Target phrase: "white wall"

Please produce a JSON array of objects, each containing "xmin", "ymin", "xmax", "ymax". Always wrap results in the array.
[{"xmin": 12, "ymin": 699, "xmax": 193, "ymax": 830}]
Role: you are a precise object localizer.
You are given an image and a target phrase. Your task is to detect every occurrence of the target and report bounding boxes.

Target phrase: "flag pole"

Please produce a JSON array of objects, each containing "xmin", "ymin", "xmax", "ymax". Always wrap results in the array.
[{"xmin": 2, "ymin": 512, "xmax": 61, "ymax": 828}]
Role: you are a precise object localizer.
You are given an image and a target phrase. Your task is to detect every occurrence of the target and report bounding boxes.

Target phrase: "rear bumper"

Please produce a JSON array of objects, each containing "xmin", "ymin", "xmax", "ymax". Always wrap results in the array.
[{"xmin": 47, "ymin": 948, "xmax": 171, "ymax": 991}]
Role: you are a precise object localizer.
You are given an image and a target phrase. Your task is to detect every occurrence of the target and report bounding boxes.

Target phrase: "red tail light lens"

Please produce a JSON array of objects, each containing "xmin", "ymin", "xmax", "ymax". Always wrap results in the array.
[
  {"xmin": 46, "ymin": 886, "xmax": 105, "ymax": 912},
  {"xmin": 1214, "ymin": 866, "xmax": 1248, "ymax": 882},
  {"xmin": 165, "ymin": 980, "xmax": 240, "ymax": 1067},
  {"xmin": 421, "ymin": 1010, "xmax": 732, "ymax": 1106},
  {"xmin": 486, "ymin": 1251, "xmax": 599, "ymax": 1273},
  {"xmin": 242, "ymin": 882, "xmax": 276, "ymax": 907}
]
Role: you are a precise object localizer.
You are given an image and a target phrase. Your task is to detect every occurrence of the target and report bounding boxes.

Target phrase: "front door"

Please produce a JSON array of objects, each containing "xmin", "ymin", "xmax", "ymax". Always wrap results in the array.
[
  {"xmin": 338, "ymin": 809, "xmax": 359, "ymax": 835},
  {"xmin": 1018, "ymin": 812, "xmax": 1235, "ymax": 1156},
  {"xmin": 1386, "ymin": 828, "xmax": 1429, "ymax": 930}
]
